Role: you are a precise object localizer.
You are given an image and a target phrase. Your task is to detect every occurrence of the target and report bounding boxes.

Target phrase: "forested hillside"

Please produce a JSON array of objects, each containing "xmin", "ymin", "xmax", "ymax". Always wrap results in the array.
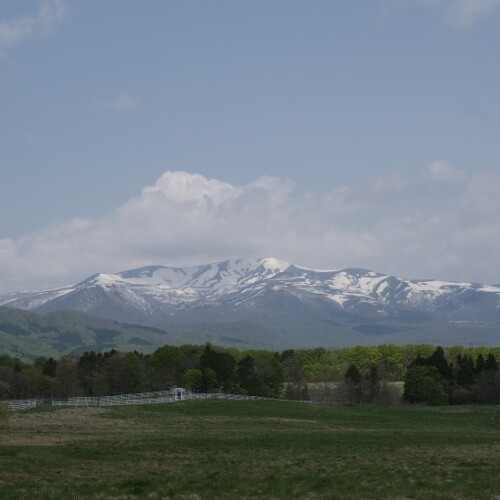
[{"xmin": 0, "ymin": 306, "xmax": 171, "ymax": 360}]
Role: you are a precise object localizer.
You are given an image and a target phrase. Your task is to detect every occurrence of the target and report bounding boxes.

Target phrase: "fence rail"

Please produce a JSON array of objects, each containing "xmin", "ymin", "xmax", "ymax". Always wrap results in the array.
[
  {"xmin": 4, "ymin": 391, "xmax": 311, "ymax": 412},
  {"xmin": 8, "ymin": 399, "xmax": 38, "ymax": 411}
]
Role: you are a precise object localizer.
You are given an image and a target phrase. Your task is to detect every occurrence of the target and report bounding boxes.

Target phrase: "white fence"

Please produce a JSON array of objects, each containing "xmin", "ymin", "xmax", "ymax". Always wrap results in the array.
[
  {"xmin": 8, "ymin": 399, "xmax": 38, "ymax": 412},
  {"xmin": 5, "ymin": 391, "xmax": 310, "ymax": 412}
]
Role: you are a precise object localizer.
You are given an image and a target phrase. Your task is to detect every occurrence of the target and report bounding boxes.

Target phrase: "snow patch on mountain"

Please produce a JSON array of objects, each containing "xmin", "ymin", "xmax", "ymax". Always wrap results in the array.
[
  {"xmin": 2, "ymin": 257, "xmax": 500, "ymax": 322},
  {"xmin": 0, "ymin": 286, "xmax": 75, "ymax": 309}
]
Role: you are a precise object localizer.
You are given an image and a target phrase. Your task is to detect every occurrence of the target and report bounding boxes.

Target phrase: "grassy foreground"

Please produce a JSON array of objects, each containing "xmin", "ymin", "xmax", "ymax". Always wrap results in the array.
[{"xmin": 0, "ymin": 401, "xmax": 499, "ymax": 499}]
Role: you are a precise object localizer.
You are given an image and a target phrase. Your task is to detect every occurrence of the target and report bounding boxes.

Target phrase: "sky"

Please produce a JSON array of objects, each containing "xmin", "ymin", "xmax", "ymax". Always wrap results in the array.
[{"xmin": 1, "ymin": 0, "xmax": 500, "ymax": 293}]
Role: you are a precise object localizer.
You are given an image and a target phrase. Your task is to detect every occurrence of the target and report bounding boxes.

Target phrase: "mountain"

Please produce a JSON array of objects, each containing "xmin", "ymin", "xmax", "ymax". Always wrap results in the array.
[
  {"xmin": 0, "ymin": 306, "xmax": 173, "ymax": 361},
  {"xmin": 1, "ymin": 257, "xmax": 500, "ymax": 352}
]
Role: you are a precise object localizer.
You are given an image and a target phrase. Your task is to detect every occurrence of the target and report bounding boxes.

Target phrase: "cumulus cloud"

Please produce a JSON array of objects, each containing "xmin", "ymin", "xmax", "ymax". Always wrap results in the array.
[
  {"xmin": 383, "ymin": 0, "xmax": 500, "ymax": 27},
  {"xmin": 142, "ymin": 171, "xmax": 238, "ymax": 205},
  {"xmin": 1, "ymin": 165, "xmax": 500, "ymax": 293},
  {"xmin": 0, "ymin": 0, "xmax": 68, "ymax": 60}
]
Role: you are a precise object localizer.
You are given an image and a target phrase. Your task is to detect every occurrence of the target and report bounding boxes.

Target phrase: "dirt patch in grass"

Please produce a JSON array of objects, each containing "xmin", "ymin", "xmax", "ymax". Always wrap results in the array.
[
  {"xmin": 0, "ymin": 434, "xmax": 84, "ymax": 446},
  {"xmin": 262, "ymin": 417, "xmax": 332, "ymax": 428},
  {"xmin": 2, "ymin": 407, "xmax": 137, "ymax": 446}
]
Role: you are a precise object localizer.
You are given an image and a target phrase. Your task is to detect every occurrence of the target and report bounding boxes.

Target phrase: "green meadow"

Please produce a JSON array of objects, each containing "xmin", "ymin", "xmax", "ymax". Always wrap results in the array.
[{"xmin": 1, "ymin": 401, "xmax": 499, "ymax": 499}]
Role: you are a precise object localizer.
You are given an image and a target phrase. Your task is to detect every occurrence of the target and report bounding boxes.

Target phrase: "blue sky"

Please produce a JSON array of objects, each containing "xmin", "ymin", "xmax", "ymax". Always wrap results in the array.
[{"xmin": 1, "ymin": 0, "xmax": 500, "ymax": 292}]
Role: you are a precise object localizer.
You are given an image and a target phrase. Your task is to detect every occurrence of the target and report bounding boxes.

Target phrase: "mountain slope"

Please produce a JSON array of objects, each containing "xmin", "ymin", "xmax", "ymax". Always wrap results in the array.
[
  {"xmin": 1, "ymin": 257, "xmax": 500, "ymax": 350},
  {"xmin": 0, "ymin": 306, "xmax": 174, "ymax": 360}
]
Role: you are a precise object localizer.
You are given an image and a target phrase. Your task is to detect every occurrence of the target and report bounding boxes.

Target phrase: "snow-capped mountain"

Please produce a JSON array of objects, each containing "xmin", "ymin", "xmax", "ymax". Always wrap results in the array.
[{"xmin": 2, "ymin": 257, "xmax": 500, "ymax": 347}]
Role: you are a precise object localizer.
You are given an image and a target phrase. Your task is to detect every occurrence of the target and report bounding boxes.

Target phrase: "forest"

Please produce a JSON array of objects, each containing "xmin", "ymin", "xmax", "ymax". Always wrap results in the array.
[{"xmin": 0, "ymin": 343, "xmax": 499, "ymax": 405}]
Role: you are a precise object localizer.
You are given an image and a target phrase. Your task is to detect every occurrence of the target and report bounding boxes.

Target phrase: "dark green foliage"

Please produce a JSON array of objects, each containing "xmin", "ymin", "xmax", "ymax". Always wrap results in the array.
[
  {"xmin": 149, "ymin": 345, "xmax": 182, "ymax": 389},
  {"xmin": 255, "ymin": 355, "xmax": 284, "ymax": 398},
  {"xmin": 472, "ymin": 370, "xmax": 500, "ymax": 404},
  {"xmin": 367, "ymin": 364, "xmax": 380, "ymax": 402},
  {"xmin": 124, "ymin": 351, "xmax": 147, "ymax": 393},
  {"xmin": 77, "ymin": 351, "xmax": 106, "ymax": 396},
  {"xmin": 201, "ymin": 367, "xmax": 218, "ymax": 392},
  {"xmin": 404, "ymin": 365, "xmax": 448, "ymax": 405},
  {"xmin": 428, "ymin": 346, "xmax": 449, "ymax": 379},
  {"xmin": 42, "ymin": 357, "xmax": 57, "ymax": 377},
  {"xmin": 486, "ymin": 353, "xmax": 498, "ymax": 371},
  {"xmin": 282, "ymin": 353, "xmax": 309, "ymax": 400},
  {"xmin": 200, "ymin": 345, "xmax": 237, "ymax": 391},
  {"xmin": 236, "ymin": 355, "xmax": 260, "ymax": 395},
  {"xmin": 414, "ymin": 346, "xmax": 450, "ymax": 380},
  {"xmin": 280, "ymin": 349, "xmax": 295, "ymax": 362},
  {"xmin": 475, "ymin": 353, "xmax": 486, "ymax": 374},
  {"xmin": 345, "ymin": 363, "xmax": 361, "ymax": 384},
  {"xmin": 456, "ymin": 354, "xmax": 475, "ymax": 386},
  {"xmin": 180, "ymin": 369, "xmax": 203, "ymax": 392},
  {"xmin": 1, "ymin": 342, "xmax": 499, "ymax": 403},
  {"xmin": 345, "ymin": 363, "xmax": 362, "ymax": 404},
  {"xmin": 402, "ymin": 347, "xmax": 500, "ymax": 406}
]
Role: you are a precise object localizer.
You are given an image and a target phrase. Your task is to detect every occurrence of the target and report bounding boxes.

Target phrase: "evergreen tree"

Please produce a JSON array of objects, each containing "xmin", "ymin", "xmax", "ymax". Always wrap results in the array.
[
  {"xmin": 77, "ymin": 351, "xmax": 105, "ymax": 396},
  {"xmin": 237, "ymin": 356, "xmax": 260, "ymax": 395},
  {"xmin": 456, "ymin": 355, "xmax": 474, "ymax": 386},
  {"xmin": 475, "ymin": 353, "xmax": 486, "ymax": 374},
  {"xmin": 261, "ymin": 356, "xmax": 284, "ymax": 398},
  {"xmin": 345, "ymin": 364, "xmax": 362, "ymax": 404},
  {"xmin": 367, "ymin": 365, "xmax": 380, "ymax": 403},
  {"xmin": 280, "ymin": 349, "xmax": 296, "ymax": 363},
  {"xmin": 199, "ymin": 345, "xmax": 236, "ymax": 391},
  {"xmin": 150, "ymin": 345, "xmax": 182, "ymax": 389},
  {"xmin": 345, "ymin": 364, "xmax": 361, "ymax": 384},
  {"xmin": 428, "ymin": 346, "xmax": 449, "ymax": 379},
  {"xmin": 124, "ymin": 352, "xmax": 148, "ymax": 393},
  {"xmin": 485, "ymin": 353, "xmax": 498, "ymax": 371},
  {"xmin": 404, "ymin": 365, "xmax": 448, "ymax": 405},
  {"xmin": 201, "ymin": 368, "xmax": 218, "ymax": 392},
  {"xmin": 42, "ymin": 357, "xmax": 57, "ymax": 378}
]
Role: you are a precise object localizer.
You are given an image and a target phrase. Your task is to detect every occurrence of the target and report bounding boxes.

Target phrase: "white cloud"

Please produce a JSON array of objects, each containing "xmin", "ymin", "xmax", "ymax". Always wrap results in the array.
[
  {"xmin": 1, "ymin": 165, "xmax": 500, "ymax": 294},
  {"xmin": 382, "ymin": 0, "xmax": 500, "ymax": 27},
  {"xmin": 425, "ymin": 160, "xmax": 468, "ymax": 185},
  {"xmin": 142, "ymin": 171, "xmax": 238, "ymax": 205},
  {"xmin": 0, "ymin": 0, "xmax": 68, "ymax": 60}
]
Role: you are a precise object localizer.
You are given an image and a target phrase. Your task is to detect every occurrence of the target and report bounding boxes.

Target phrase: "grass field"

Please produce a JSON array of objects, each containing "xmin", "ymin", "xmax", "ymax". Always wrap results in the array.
[{"xmin": 1, "ymin": 401, "xmax": 499, "ymax": 499}]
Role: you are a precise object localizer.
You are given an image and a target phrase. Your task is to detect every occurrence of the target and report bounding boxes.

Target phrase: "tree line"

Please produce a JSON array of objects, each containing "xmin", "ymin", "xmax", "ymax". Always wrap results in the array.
[
  {"xmin": 402, "ymin": 346, "xmax": 499, "ymax": 405},
  {"xmin": 0, "ymin": 345, "xmax": 284, "ymax": 400},
  {"xmin": 0, "ymin": 343, "xmax": 498, "ymax": 405}
]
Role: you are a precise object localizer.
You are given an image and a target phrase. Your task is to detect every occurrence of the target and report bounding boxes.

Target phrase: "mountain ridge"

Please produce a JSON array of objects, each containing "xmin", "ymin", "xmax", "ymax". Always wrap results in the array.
[{"xmin": 1, "ymin": 257, "xmax": 500, "ymax": 352}]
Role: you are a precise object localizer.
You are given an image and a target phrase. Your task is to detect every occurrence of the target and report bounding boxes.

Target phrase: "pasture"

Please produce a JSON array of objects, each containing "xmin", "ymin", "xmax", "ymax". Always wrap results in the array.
[{"xmin": 0, "ymin": 401, "xmax": 499, "ymax": 499}]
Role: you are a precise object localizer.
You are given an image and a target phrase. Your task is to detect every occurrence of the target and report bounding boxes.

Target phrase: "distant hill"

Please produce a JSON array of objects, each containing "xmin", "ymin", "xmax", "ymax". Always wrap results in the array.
[
  {"xmin": 1, "ymin": 257, "xmax": 500, "ymax": 357},
  {"xmin": 0, "ymin": 307, "xmax": 173, "ymax": 360}
]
